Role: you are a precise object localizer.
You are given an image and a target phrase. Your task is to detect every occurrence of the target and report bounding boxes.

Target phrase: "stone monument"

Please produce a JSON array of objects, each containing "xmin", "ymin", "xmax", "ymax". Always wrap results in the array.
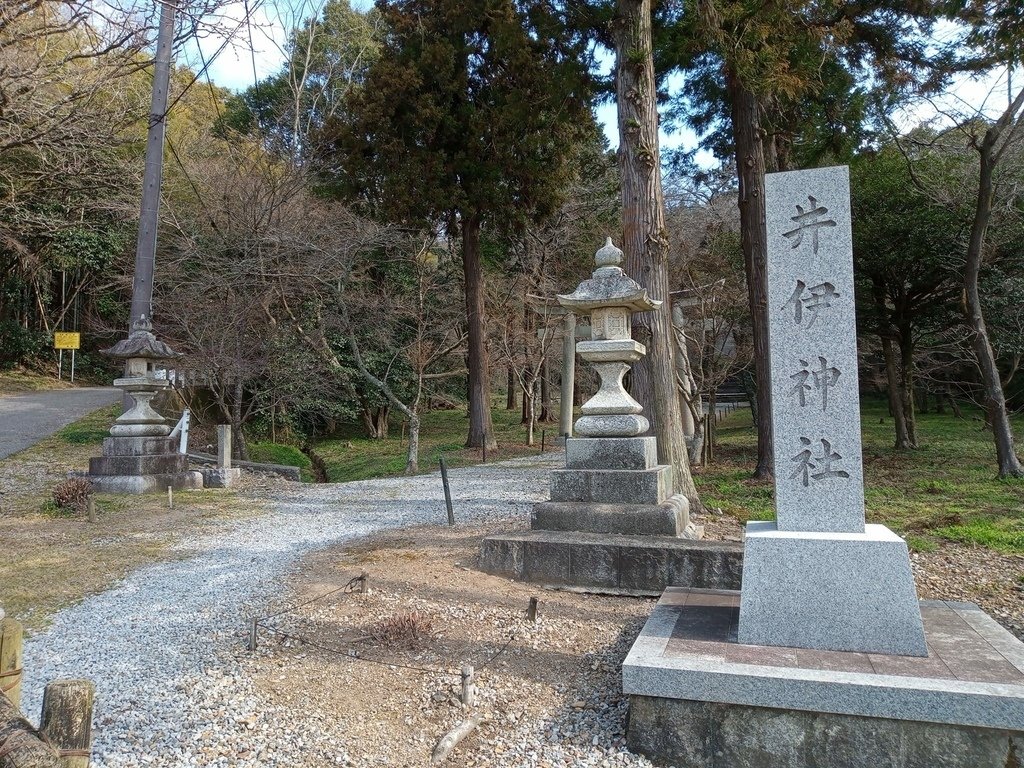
[
  {"xmin": 737, "ymin": 165, "xmax": 926, "ymax": 656},
  {"xmin": 621, "ymin": 166, "xmax": 1024, "ymax": 768},
  {"xmin": 479, "ymin": 239, "xmax": 743, "ymax": 593},
  {"xmin": 87, "ymin": 316, "xmax": 203, "ymax": 494}
]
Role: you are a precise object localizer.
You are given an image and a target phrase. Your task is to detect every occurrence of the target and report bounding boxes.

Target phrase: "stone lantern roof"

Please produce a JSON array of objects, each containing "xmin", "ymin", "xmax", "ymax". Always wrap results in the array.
[
  {"xmin": 102, "ymin": 315, "xmax": 181, "ymax": 361},
  {"xmin": 557, "ymin": 238, "xmax": 661, "ymax": 314}
]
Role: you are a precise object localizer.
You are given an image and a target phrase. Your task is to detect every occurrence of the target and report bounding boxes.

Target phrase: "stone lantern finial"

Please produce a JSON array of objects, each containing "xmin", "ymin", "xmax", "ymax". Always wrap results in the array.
[
  {"xmin": 594, "ymin": 237, "xmax": 623, "ymax": 268},
  {"xmin": 556, "ymin": 238, "xmax": 660, "ymax": 438}
]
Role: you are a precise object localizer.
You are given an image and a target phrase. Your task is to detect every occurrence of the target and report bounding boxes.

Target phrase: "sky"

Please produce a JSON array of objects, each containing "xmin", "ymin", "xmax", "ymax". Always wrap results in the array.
[{"xmin": 184, "ymin": 1, "xmax": 1017, "ymax": 168}]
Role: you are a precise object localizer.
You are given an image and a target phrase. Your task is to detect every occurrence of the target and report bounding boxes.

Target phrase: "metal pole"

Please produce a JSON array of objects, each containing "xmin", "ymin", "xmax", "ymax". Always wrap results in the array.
[
  {"xmin": 70, "ymin": 348, "xmax": 75, "ymax": 382},
  {"xmin": 58, "ymin": 349, "xmax": 63, "ymax": 380},
  {"xmin": 129, "ymin": 0, "xmax": 177, "ymax": 328},
  {"xmin": 560, "ymin": 312, "xmax": 576, "ymax": 440}
]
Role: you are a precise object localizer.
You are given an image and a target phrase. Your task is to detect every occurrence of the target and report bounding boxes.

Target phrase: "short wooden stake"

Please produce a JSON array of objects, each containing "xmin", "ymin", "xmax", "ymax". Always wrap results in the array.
[
  {"xmin": 527, "ymin": 596, "xmax": 539, "ymax": 623},
  {"xmin": 540, "ymin": 430, "xmax": 546, "ymax": 454},
  {"xmin": 86, "ymin": 497, "xmax": 97, "ymax": 524},
  {"xmin": 439, "ymin": 456, "xmax": 455, "ymax": 526},
  {"xmin": 358, "ymin": 570, "xmax": 369, "ymax": 593},
  {"xmin": 39, "ymin": 679, "xmax": 95, "ymax": 768},
  {"xmin": 248, "ymin": 618, "xmax": 258, "ymax": 652},
  {"xmin": 0, "ymin": 617, "xmax": 24, "ymax": 708},
  {"xmin": 167, "ymin": 485, "xmax": 173, "ymax": 509},
  {"xmin": 460, "ymin": 665, "xmax": 476, "ymax": 706}
]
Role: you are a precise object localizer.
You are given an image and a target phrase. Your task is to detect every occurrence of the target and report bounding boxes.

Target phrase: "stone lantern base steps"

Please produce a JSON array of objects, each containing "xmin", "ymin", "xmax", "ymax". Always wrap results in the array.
[
  {"xmin": 88, "ymin": 436, "xmax": 203, "ymax": 494},
  {"xmin": 479, "ymin": 436, "xmax": 744, "ymax": 594}
]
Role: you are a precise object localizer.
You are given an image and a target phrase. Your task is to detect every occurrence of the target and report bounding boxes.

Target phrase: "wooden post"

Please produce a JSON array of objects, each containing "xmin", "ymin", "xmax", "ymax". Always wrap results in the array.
[
  {"xmin": 481, "ymin": 436, "xmax": 487, "ymax": 464},
  {"xmin": 39, "ymin": 680, "xmax": 95, "ymax": 768},
  {"xmin": 527, "ymin": 596, "xmax": 539, "ymax": 623},
  {"xmin": 439, "ymin": 456, "xmax": 455, "ymax": 526},
  {"xmin": 86, "ymin": 497, "xmax": 97, "ymax": 524},
  {"xmin": 248, "ymin": 618, "xmax": 258, "ymax": 652},
  {"xmin": 166, "ymin": 486, "xmax": 172, "ymax": 509},
  {"xmin": 0, "ymin": 617, "xmax": 23, "ymax": 708},
  {"xmin": 460, "ymin": 665, "xmax": 476, "ymax": 706},
  {"xmin": 540, "ymin": 430, "xmax": 546, "ymax": 454},
  {"xmin": 358, "ymin": 570, "xmax": 369, "ymax": 594}
]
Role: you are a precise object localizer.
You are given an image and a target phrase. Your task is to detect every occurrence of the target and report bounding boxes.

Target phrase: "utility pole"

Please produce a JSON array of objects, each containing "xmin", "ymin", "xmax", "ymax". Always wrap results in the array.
[{"xmin": 130, "ymin": 0, "xmax": 177, "ymax": 328}]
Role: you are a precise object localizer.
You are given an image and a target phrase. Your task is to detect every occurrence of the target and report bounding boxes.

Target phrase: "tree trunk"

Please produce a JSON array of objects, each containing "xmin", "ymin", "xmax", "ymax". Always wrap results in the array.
[
  {"xmin": 897, "ymin": 331, "xmax": 919, "ymax": 448},
  {"xmin": 726, "ymin": 71, "xmax": 773, "ymax": 479},
  {"xmin": 406, "ymin": 414, "xmax": 420, "ymax": 474},
  {"xmin": 881, "ymin": 336, "xmax": 912, "ymax": 449},
  {"xmin": 506, "ymin": 364, "xmax": 516, "ymax": 410},
  {"xmin": 232, "ymin": 378, "xmax": 249, "ymax": 461},
  {"xmin": 525, "ymin": 379, "xmax": 536, "ymax": 446},
  {"xmin": 965, "ymin": 119, "xmax": 1024, "ymax": 477},
  {"xmin": 461, "ymin": 212, "xmax": 497, "ymax": 450},
  {"xmin": 374, "ymin": 406, "xmax": 390, "ymax": 439},
  {"xmin": 615, "ymin": 0, "xmax": 700, "ymax": 509},
  {"xmin": 539, "ymin": 360, "xmax": 555, "ymax": 422},
  {"xmin": 671, "ymin": 300, "xmax": 703, "ymax": 463}
]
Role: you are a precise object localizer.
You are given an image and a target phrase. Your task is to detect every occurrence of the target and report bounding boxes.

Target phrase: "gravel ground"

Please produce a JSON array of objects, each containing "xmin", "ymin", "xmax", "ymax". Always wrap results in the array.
[
  {"xmin": 18, "ymin": 451, "xmax": 1023, "ymax": 767},
  {"xmin": 20, "ymin": 454, "xmax": 562, "ymax": 768}
]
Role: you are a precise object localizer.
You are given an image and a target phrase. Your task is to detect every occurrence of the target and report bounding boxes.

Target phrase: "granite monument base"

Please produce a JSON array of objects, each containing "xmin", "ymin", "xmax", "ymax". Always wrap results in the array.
[
  {"xmin": 738, "ymin": 522, "xmax": 927, "ymax": 656},
  {"xmin": 624, "ymin": 588, "xmax": 1024, "ymax": 768}
]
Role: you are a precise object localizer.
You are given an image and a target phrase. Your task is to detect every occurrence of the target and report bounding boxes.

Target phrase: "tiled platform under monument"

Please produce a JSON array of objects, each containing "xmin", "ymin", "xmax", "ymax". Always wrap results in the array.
[{"xmin": 623, "ymin": 588, "xmax": 1024, "ymax": 767}]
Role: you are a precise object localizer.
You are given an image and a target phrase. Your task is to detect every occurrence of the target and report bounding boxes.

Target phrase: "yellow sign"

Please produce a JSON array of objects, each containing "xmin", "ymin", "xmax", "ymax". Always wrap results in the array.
[{"xmin": 53, "ymin": 332, "xmax": 81, "ymax": 350}]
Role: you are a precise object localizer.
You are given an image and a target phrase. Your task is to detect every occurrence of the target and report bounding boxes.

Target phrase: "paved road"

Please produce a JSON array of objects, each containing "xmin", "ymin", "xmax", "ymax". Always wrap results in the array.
[{"xmin": 0, "ymin": 387, "xmax": 119, "ymax": 459}]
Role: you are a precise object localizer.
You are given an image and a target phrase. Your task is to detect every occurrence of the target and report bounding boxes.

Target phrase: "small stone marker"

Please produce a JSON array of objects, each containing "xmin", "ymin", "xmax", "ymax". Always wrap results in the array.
[
  {"xmin": 738, "ymin": 166, "xmax": 927, "ymax": 656},
  {"xmin": 217, "ymin": 425, "xmax": 232, "ymax": 469}
]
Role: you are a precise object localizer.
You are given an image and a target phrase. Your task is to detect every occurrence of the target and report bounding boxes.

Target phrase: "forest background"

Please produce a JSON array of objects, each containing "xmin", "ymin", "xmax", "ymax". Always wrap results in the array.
[{"xmin": 3, "ymin": 0, "xmax": 1024, "ymax": 495}]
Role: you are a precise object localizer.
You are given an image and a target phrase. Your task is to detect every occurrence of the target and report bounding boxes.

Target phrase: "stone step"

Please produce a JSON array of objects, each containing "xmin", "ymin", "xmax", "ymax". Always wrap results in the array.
[
  {"xmin": 531, "ymin": 495, "xmax": 694, "ymax": 537},
  {"xmin": 88, "ymin": 471, "xmax": 204, "ymax": 494},
  {"xmin": 549, "ymin": 466, "xmax": 671, "ymax": 505},
  {"xmin": 102, "ymin": 436, "xmax": 178, "ymax": 457},
  {"xmin": 478, "ymin": 530, "xmax": 743, "ymax": 595},
  {"xmin": 565, "ymin": 436, "xmax": 657, "ymax": 471},
  {"xmin": 89, "ymin": 454, "xmax": 190, "ymax": 477}
]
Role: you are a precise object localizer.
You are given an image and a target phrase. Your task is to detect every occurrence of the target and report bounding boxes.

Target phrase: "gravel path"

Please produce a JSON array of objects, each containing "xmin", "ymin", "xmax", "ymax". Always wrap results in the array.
[
  {"xmin": 0, "ymin": 387, "xmax": 119, "ymax": 459},
  {"xmin": 21, "ymin": 455, "xmax": 560, "ymax": 767}
]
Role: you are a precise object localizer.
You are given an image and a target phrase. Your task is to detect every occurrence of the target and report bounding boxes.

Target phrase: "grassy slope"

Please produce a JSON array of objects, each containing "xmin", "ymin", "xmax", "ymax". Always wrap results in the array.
[
  {"xmin": 697, "ymin": 399, "xmax": 1024, "ymax": 553},
  {"xmin": 314, "ymin": 405, "xmax": 557, "ymax": 483},
  {"xmin": 0, "ymin": 367, "xmax": 75, "ymax": 395}
]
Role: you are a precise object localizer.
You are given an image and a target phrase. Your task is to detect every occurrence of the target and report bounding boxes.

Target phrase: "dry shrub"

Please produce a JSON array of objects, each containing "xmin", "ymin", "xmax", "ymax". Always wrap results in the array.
[
  {"xmin": 52, "ymin": 477, "xmax": 93, "ymax": 513},
  {"xmin": 369, "ymin": 610, "xmax": 434, "ymax": 650}
]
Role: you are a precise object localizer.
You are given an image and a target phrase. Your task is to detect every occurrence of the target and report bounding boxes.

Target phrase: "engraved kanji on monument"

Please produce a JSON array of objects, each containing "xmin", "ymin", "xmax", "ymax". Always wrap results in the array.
[
  {"xmin": 737, "ymin": 166, "xmax": 927, "ymax": 657},
  {"xmin": 766, "ymin": 167, "xmax": 863, "ymax": 533}
]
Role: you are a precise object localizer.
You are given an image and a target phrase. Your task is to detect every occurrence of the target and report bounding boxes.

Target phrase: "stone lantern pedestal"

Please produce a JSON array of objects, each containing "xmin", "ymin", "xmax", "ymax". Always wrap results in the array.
[
  {"xmin": 480, "ymin": 240, "xmax": 742, "ymax": 593},
  {"xmin": 87, "ymin": 317, "xmax": 202, "ymax": 494}
]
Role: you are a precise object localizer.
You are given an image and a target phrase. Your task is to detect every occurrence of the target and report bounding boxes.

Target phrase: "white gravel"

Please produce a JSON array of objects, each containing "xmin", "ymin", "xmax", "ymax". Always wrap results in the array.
[{"xmin": 21, "ymin": 455, "xmax": 561, "ymax": 768}]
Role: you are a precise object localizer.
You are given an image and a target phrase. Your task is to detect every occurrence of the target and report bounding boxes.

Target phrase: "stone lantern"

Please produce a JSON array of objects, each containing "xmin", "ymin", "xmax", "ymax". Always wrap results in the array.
[
  {"xmin": 103, "ymin": 316, "xmax": 179, "ymax": 437},
  {"xmin": 479, "ymin": 238, "xmax": 709, "ymax": 595},
  {"xmin": 556, "ymin": 237, "xmax": 659, "ymax": 438},
  {"xmin": 87, "ymin": 316, "xmax": 202, "ymax": 493}
]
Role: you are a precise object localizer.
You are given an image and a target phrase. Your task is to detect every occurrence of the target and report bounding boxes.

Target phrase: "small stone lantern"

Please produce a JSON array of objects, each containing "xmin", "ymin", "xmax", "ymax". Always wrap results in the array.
[
  {"xmin": 101, "ymin": 315, "xmax": 180, "ymax": 437},
  {"xmin": 557, "ymin": 238, "xmax": 660, "ymax": 437}
]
